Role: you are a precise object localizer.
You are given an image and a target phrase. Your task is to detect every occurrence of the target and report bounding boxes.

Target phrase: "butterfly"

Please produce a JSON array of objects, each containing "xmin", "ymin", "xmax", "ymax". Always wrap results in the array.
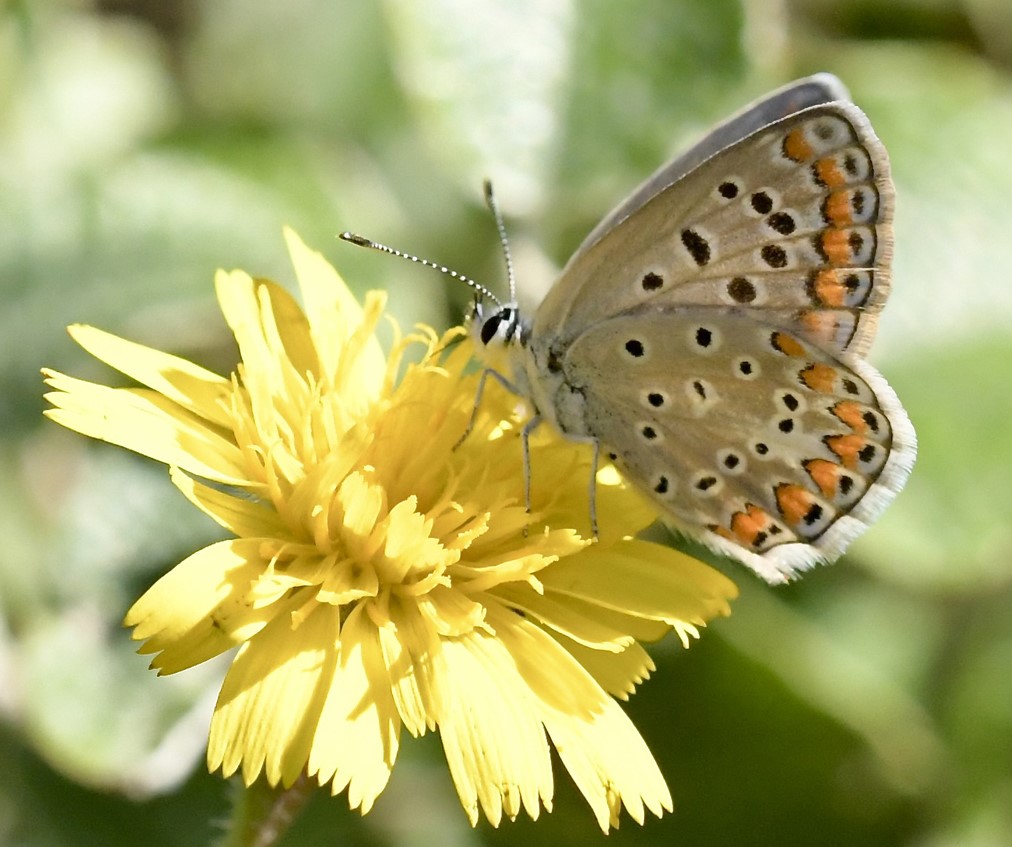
[{"xmin": 345, "ymin": 74, "xmax": 917, "ymax": 584}]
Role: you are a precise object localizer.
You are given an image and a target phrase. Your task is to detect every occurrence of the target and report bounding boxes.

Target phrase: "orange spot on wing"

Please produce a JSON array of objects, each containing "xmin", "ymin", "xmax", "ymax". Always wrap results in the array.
[
  {"xmin": 815, "ymin": 157, "xmax": 846, "ymax": 188},
  {"xmin": 824, "ymin": 434, "xmax": 865, "ymax": 469},
  {"xmin": 831, "ymin": 400, "xmax": 867, "ymax": 433},
  {"xmin": 812, "ymin": 269, "xmax": 846, "ymax": 307},
  {"xmin": 730, "ymin": 504, "xmax": 774, "ymax": 548},
  {"xmin": 820, "ymin": 228, "xmax": 852, "ymax": 265},
  {"xmin": 800, "ymin": 362, "xmax": 837, "ymax": 392},
  {"xmin": 771, "ymin": 331, "xmax": 806, "ymax": 357},
  {"xmin": 783, "ymin": 128, "xmax": 813, "ymax": 162},
  {"xmin": 775, "ymin": 483, "xmax": 814, "ymax": 526},
  {"xmin": 800, "ymin": 311, "xmax": 844, "ymax": 347},
  {"xmin": 804, "ymin": 458, "xmax": 842, "ymax": 498},
  {"xmin": 824, "ymin": 190, "xmax": 853, "ymax": 226}
]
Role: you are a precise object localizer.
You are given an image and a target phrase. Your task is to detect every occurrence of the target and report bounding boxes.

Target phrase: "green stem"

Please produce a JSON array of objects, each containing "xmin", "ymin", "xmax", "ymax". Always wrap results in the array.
[{"xmin": 218, "ymin": 773, "xmax": 315, "ymax": 847}]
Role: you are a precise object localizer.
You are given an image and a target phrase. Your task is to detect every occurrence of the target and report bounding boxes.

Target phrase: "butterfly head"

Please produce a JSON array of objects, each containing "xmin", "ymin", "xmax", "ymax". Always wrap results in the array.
[
  {"xmin": 471, "ymin": 299, "xmax": 524, "ymax": 347},
  {"xmin": 467, "ymin": 299, "xmax": 529, "ymax": 380}
]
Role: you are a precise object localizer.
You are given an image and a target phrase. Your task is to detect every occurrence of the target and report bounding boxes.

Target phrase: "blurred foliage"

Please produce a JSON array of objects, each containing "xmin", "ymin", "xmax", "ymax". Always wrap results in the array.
[{"xmin": 1, "ymin": 0, "xmax": 1011, "ymax": 844}]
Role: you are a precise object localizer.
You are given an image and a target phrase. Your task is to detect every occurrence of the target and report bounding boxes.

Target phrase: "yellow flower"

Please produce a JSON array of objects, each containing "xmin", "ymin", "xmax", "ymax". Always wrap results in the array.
[{"xmin": 42, "ymin": 229, "xmax": 737, "ymax": 831}]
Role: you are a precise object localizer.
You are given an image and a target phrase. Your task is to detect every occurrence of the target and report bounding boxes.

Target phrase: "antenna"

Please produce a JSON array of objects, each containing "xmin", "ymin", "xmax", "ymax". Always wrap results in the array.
[
  {"xmin": 338, "ymin": 231, "xmax": 502, "ymax": 306},
  {"xmin": 482, "ymin": 180, "xmax": 517, "ymax": 303}
]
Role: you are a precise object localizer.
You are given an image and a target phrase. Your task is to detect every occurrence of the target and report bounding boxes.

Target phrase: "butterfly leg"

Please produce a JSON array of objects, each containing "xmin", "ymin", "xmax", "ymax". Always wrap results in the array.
[
  {"xmin": 519, "ymin": 416, "xmax": 600, "ymax": 538},
  {"xmin": 453, "ymin": 366, "xmax": 522, "ymax": 451},
  {"xmin": 588, "ymin": 439, "xmax": 600, "ymax": 539},
  {"xmin": 557, "ymin": 433, "xmax": 601, "ymax": 538},
  {"xmin": 520, "ymin": 413, "xmax": 543, "ymax": 534}
]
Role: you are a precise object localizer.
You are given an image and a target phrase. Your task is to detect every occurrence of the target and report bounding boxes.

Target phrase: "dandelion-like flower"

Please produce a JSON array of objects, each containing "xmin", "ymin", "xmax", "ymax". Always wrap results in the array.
[{"xmin": 43, "ymin": 229, "xmax": 737, "ymax": 831}]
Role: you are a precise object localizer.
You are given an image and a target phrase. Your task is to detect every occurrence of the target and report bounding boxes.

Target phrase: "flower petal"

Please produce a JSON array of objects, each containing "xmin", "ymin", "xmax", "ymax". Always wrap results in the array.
[
  {"xmin": 492, "ymin": 582, "xmax": 638, "ymax": 652},
  {"xmin": 169, "ymin": 467, "xmax": 288, "ymax": 538},
  {"xmin": 253, "ymin": 272, "xmax": 321, "ymax": 381},
  {"xmin": 125, "ymin": 539, "xmax": 280, "ymax": 674},
  {"xmin": 437, "ymin": 626, "xmax": 554, "ymax": 826},
  {"xmin": 215, "ymin": 272, "xmax": 306, "ymax": 442},
  {"xmin": 284, "ymin": 227, "xmax": 386, "ymax": 400},
  {"xmin": 418, "ymin": 585, "xmax": 488, "ymax": 638},
  {"xmin": 308, "ymin": 604, "xmax": 401, "ymax": 813},
  {"xmin": 380, "ymin": 597, "xmax": 446, "ymax": 736},
  {"xmin": 540, "ymin": 540, "xmax": 738, "ymax": 644},
  {"xmin": 488, "ymin": 603, "xmax": 671, "ymax": 830},
  {"xmin": 543, "ymin": 694, "xmax": 673, "ymax": 832},
  {"xmin": 553, "ymin": 634, "xmax": 656, "ymax": 701},
  {"xmin": 208, "ymin": 601, "xmax": 338, "ymax": 788},
  {"xmin": 43, "ymin": 373, "xmax": 249, "ymax": 484},
  {"xmin": 65, "ymin": 324, "xmax": 233, "ymax": 428}
]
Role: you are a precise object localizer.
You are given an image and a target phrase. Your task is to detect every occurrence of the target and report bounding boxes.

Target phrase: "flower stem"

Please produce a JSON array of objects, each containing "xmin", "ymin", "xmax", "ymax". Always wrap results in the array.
[{"xmin": 219, "ymin": 773, "xmax": 315, "ymax": 847}]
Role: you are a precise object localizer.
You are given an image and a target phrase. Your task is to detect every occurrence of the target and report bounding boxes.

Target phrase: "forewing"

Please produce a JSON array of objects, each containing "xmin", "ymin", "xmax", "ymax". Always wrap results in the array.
[
  {"xmin": 561, "ymin": 309, "xmax": 915, "ymax": 583},
  {"xmin": 536, "ymin": 102, "xmax": 893, "ymax": 359},
  {"xmin": 573, "ymin": 73, "xmax": 851, "ymax": 258}
]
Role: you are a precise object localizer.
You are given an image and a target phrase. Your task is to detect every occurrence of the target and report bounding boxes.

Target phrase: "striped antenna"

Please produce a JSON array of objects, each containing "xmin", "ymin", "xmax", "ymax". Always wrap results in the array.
[
  {"xmin": 339, "ymin": 232, "xmax": 502, "ymax": 306},
  {"xmin": 482, "ymin": 180, "xmax": 517, "ymax": 303}
]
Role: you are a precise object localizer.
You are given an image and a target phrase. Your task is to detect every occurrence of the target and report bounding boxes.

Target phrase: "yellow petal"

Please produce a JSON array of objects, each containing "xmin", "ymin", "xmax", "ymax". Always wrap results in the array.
[
  {"xmin": 490, "ymin": 603, "xmax": 671, "ymax": 831},
  {"xmin": 540, "ymin": 540, "xmax": 737, "ymax": 643},
  {"xmin": 66, "ymin": 324, "xmax": 233, "ymax": 428},
  {"xmin": 379, "ymin": 597, "xmax": 446, "ymax": 736},
  {"xmin": 336, "ymin": 471, "xmax": 385, "ymax": 551},
  {"xmin": 215, "ymin": 272, "xmax": 302, "ymax": 431},
  {"xmin": 43, "ymin": 373, "xmax": 249, "ymax": 484},
  {"xmin": 208, "ymin": 601, "xmax": 338, "ymax": 788},
  {"xmin": 543, "ymin": 695, "xmax": 672, "ymax": 832},
  {"xmin": 169, "ymin": 467, "xmax": 288, "ymax": 539},
  {"xmin": 125, "ymin": 539, "xmax": 279, "ymax": 674},
  {"xmin": 283, "ymin": 228, "xmax": 386, "ymax": 399},
  {"xmin": 254, "ymin": 272, "xmax": 321, "ymax": 381},
  {"xmin": 379, "ymin": 497, "xmax": 455, "ymax": 584},
  {"xmin": 437, "ymin": 624, "xmax": 554, "ymax": 826},
  {"xmin": 553, "ymin": 634, "xmax": 656, "ymax": 701},
  {"xmin": 308, "ymin": 605, "xmax": 401, "ymax": 813},
  {"xmin": 417, "ymin": 585, "xmax": 487, "ymax": 638},
  {"xmin": 492, "ymin": 582, "xmax": 636, "ymax": 652},
  {"xmin": 496, "ymin": 577, "xmax": 672, "ymax": 645}
]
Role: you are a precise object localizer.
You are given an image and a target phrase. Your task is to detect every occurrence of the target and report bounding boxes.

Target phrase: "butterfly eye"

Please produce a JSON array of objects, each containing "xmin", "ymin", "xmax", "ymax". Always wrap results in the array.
[
  {"xmin": 479, "ymin": 307, "xmax": 521, "ymax": 346},
  {"xmin": 479, "ymin": 313, "xmax": 502, "ymax": 346}
]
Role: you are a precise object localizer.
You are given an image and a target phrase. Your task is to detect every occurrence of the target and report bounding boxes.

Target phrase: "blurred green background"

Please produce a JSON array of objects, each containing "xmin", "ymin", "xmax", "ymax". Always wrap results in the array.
[{"xmin": 2, "ymin": 0, "xmax": 1011, "ymax": 844}]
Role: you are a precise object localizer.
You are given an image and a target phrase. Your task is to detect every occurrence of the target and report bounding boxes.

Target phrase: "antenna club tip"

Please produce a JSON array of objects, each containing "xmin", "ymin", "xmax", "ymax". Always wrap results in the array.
[
  {"xmin": 482, "ymin": 179, "xmax": 494, "ymax": 200},
  {"xmin": 339, "ymin": 232, "xmax": 372, "ymax": 247}
]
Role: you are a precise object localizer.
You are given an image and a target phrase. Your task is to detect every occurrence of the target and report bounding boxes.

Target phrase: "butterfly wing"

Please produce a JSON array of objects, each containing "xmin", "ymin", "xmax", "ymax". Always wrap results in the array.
[
  {"xmin": 573, "ymin": 73, "xmax": 852, "ymax": 260},
  {"xmin": 533, "ymin": 100, "xmax": 892, "ymax": 360},
  {"xmin": 524, "ymin": 81, "xmax": 913, "ymax": 581},
  {"xmin": 559, "ymin": 310, "xmax": 915, "ymax": 583}
]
